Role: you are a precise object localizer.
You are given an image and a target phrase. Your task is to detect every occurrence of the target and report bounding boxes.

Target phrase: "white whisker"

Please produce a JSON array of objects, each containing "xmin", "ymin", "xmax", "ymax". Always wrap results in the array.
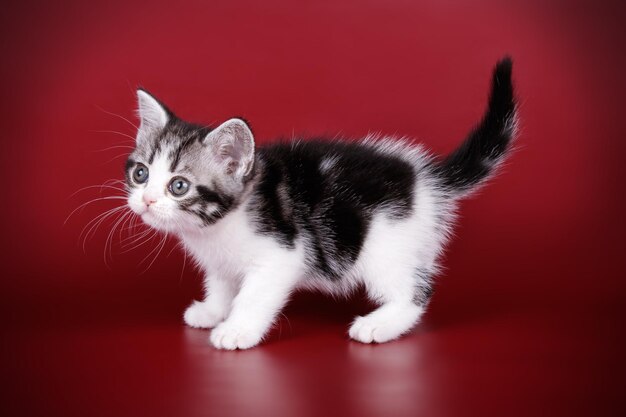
[
  {"xmin": 104, "ymin": 210, "xmax": 133, "ymax": 266},
  {"xmin": 121, "ymin": 226, "xmax": 152, "ymax": 246},
  {"xmin": 93, "ymin": 145, "xmax": 135, "ymax": 153},
  {"xmin": 80, "ymin": 206, "xmax": 127, "ymax": 253},
  {"xmin": 79, "ymin": 205, "xmax": 126, "ymax": 241},
  {"xmin": 102, "ymin": 153, "xmax": 131, "ymax": 165},
  {"xmin": 69, "ymin": 184, "xmax": 127, "ymax": 198},
  {"xmin": 65, "ymin": 196, "xmax": 127, "ymax": 225},
  {"xmin": 91, "ymin": 129, "xmax": 136, "ymax": 142},
  {"xmin": 122, "ymin": 228, "xmax": 158, "ymax": 253},
  {"xmin": 139, "ymin": 231, "xmax": 169, "ymax": 273},
  {"xmin": 95, "ymin": 105, "xmax": 138, "ymax": 130}
]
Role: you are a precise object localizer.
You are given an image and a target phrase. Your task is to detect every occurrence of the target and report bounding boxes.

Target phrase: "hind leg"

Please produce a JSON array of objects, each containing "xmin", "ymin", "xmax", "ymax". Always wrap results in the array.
[
  {"xmin": 349, "ymin": 255, "xmax": 434, "ymax": 343},
  {"xmin": 349, "ymin": 302, "xmax": 425, "ymax": 343},
  {"xmin": 348, "ymin": 193, "xmax": 442, "ymax": 343}
]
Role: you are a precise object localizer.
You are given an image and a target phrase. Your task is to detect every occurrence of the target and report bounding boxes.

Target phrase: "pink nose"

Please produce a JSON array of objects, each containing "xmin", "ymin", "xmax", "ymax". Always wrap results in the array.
[{"xmin": 143, "ymin": 196, "xmax": 157, "ymax": 206}]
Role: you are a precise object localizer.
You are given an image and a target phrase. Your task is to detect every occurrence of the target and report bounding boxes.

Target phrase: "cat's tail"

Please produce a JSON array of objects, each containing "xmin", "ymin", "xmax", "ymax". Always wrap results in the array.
[{"xmin": 437, "ymin": 57, "xmax": 517, "ymax": 197}]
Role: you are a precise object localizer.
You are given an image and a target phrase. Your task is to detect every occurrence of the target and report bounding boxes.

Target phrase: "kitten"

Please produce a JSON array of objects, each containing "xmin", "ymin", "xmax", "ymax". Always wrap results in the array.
[{"xmin": 125, "ymin": 58, "xmax": 517, "ymax": 349}]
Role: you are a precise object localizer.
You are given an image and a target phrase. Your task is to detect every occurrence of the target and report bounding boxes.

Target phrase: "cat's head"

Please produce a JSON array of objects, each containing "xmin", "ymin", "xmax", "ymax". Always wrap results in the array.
[{"xmin": 125, "ymin": 90, "xmax": 255, "ymax": 232}]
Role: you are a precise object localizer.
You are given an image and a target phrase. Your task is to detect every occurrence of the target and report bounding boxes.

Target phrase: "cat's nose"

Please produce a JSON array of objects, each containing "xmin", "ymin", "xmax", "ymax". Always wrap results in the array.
[{"xmin": 143, "ymin": 195, "xmax": 157, "ymax": 206}]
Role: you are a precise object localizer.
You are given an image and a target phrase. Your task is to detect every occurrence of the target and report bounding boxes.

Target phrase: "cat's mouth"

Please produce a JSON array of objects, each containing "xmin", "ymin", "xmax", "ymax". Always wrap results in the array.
[
  {"xmin": 139, "ymin": 206, "xmax": 173, "ymax": 231},
  {"xmin": 140, "ymin": 210, "xmax": 164, "ymax": 229},
  {"xmin": 141, "ymin": 207, "xmax": 160, "ymax": 221}
]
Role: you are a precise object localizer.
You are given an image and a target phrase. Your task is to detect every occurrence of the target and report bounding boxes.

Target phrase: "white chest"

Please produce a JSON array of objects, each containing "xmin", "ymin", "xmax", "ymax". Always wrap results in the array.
[
  {"xmin": 179, "ymin": 207, "xmax": 253, "ymax": 276},
  {"xmin": 179, "ymin": 206, "xmax": 299, "ymax": 279}
]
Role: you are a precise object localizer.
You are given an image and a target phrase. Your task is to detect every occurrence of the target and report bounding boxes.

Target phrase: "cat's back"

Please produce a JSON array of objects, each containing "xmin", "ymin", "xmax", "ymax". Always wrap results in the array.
[
  {"xmin": 250, "ymin": 138, "xmax": 433, "ymax": 249},
  {"xmin": 256, "ymin": 137, "xmax": 429, "ymax": 204},
  {"xmin": 257, "ymin": 136, "xmax": 427, "ymax": 170}
]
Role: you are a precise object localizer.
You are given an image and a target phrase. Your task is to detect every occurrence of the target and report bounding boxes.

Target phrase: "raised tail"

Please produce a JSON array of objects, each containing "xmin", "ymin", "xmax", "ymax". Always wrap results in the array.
[{"xmin": 438, "ymin": 57, "xmax": 517, "ymax": 195}]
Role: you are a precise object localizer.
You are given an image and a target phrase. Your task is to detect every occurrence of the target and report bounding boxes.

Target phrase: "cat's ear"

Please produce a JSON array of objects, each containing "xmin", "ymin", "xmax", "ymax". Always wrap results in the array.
[
  {"xmin": 136, "ymin": 89, "xmax": 169, "ymax": 134},
  {"xmin": 204, "ymin": 118, "xmax": 255, "ymax": 179}
]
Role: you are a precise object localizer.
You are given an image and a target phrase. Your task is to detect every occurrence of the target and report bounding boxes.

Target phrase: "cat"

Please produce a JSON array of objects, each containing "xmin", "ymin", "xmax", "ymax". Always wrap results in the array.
[{"xmin": 124, "ymin": 58, "xmax": 517, "ymax": 349}]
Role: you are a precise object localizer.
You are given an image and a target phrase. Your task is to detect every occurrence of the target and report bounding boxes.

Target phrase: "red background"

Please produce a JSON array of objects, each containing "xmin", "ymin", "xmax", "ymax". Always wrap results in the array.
[{"xmin": 1, "ymin": 1, "xmax": 625, "ymax": 416}]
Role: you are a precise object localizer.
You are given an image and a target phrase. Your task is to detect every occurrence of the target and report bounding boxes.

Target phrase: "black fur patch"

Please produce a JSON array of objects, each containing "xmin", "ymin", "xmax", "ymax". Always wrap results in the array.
[
  {"xmin": 250, "ymin": 139, "xmax": 415, "ymax": 278},
  {"xmin": 197, "ymin": 185, "xmax": 235, "ymax": 213},
  {"xmin": 169, "ymin": 136, "xmax": 197, "ymax": 172},
  {"xmin": 251, "ymin": 156, "xmax": 298, "ymax": 248},
  {"xmin": 148, "ymin": 137, "xmax": 162, "ymax": 165},
  {"xmin": 176, "ymin": 185, "xmax": 235, "ymax": 227},
  {"xmin": 196, "ymin": 185, "xmax": 226, "ymax": 205}
]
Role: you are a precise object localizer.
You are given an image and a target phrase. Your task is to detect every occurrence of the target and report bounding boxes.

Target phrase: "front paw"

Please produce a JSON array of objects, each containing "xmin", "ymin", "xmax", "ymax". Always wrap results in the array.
[
  {"xmin": 210, "ymin": 322, "xmax": 263, "ymax": 350},
  {"xmin": 183, "ymin": 301, "xmax": 223, "ymax": 329}
]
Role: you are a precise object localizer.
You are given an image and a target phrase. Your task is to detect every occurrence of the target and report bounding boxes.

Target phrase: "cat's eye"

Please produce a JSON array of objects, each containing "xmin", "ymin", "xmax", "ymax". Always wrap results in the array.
[
  {"xmin": 169, "ymin": 177, "xmax": 190, "ymax": 197},
  {"xmin": 132, "ymin": 163, "xmax": 149, "ymax": 184}
]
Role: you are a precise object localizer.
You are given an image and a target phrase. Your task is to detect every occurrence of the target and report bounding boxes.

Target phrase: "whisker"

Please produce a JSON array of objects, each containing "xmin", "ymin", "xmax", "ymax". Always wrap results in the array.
[
  {"xmin": 79, "ymin": 205, "xmax": 126, "ymax": 241},
  {"xmin": 92, "ymin": 145, "xmax": 135, "ymax": 153},
  {"xmin": 104, "ymin": 210, "xmax": 133, "ymax": 267},
  {"xmin": 91, "ymin": 129, "xmax": 136, "ymax": 142},
  {"xmin": 130, "ymin": 216, "xmax": 143, "ymax": 236},
  {"xmin": 138, "ymin": 231, "xmax": 165, "ymax": 266},
  {"xmin": 121, "ymin": 226, "xmax": 152, "ymax": 246},
  {"xmin": 69, "ymin": 184, "xmax": 127, "ymax": 199},
  {"xmin": 95, "ymin": 105, "xmax": 138, "ymax": 130},
  {"xmin": 120, "ymin": 218, "xmax": 152, "ymax": 244},
  {"xmin": 180, "ymin": 245, "xmax": 188, "ymax": 283},
  {"xmin": 139, "ymin": 231, "xmax": 169, "ymax": 273},
  {"xmin": 119, "ymin": 213, "xmax": 140, "ymax": 243},
  {"xmin": 167, "ymin": 239, "xmax": 188, "ymax": 284},
  {"xmin": 103, "ymin": 179, "xmax": 126, "ymax": 186},
  {"xmin": 120, "ymin": 216, "xmax": 142, "ymax": 234},
  {"xmin": 121, "ymin": 228, "xmax": 158, "ymax": 253},
  {"xmin": 103, "ymin": 153, "xmax": 131, "ymax": 165},
  {"xmin": 80, "ymin": 206, "xmax": 127, "ymax": 253},
  {"xmin": 65, "ymin": 196, "xmax": 127, "ymax": 225}
]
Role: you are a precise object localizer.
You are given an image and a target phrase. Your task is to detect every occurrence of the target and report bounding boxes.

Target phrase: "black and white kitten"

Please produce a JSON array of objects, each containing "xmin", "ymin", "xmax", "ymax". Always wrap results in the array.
[{"xmin": 125, "ymin": 58, "xmax": 516, "ymax": 349}]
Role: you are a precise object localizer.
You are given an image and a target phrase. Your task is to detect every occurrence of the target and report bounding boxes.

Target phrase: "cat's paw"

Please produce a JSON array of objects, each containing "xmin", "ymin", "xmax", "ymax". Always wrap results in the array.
[
  {"xmin": 183, "ymin": 301, "xmax": 223, "ymax": 329},
  {"xmin": 349, "ymin": 315, "xmax": 404, "ymax": 344},
  {"xmin": 210, "ymin": 322, "xmax": 263, "ymax": 350}
]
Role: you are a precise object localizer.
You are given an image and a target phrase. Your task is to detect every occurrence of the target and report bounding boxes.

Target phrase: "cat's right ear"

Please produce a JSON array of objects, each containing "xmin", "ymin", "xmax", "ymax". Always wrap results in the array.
[{"xmin": 136, "ymin": 89, "xmax": 169, "ymax": 138}]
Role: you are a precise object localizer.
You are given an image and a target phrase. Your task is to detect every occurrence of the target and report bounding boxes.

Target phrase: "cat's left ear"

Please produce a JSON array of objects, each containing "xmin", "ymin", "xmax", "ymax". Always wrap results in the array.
[{"xmin": 204, "ymin": 118, "xmax": 255, "ymax": 179}]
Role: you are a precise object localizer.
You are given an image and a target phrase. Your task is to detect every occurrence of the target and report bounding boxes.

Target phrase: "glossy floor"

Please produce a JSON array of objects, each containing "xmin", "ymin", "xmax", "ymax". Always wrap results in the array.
[{"xmin": 3, "ymin": 294, "xmax": 622, "ymax": 417}]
